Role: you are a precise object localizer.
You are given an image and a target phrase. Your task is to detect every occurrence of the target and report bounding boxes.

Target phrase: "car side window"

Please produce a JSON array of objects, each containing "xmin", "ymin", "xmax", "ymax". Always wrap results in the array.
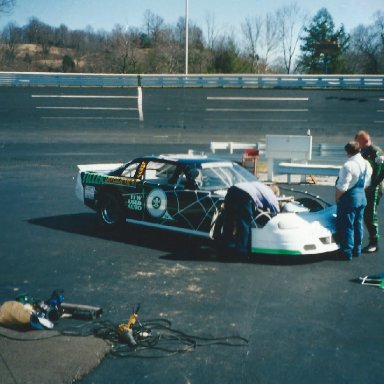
[
  {"xmin": 121, "ymin": 162, "xmax": 141, "ymax": 178},
  {"xmin": 144, "ymin": 161, "xmax": 177, "ymax": 185}
]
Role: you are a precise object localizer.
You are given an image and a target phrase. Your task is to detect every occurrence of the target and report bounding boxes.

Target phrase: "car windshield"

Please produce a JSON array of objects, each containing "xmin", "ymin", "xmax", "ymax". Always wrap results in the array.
[{"xmin": 199, "ymin": 162, "xmax": 257, "ymax": 190}]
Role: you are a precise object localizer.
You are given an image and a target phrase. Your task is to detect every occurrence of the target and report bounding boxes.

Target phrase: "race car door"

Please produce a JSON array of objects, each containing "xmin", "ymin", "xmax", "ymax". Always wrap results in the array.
[
  {"xmin": 142, "ymin": 162, "xmax": 214, "ymax": 234},
  {"xmin": 116, "ymin": 160, "xmax": 147, "ymax": 221},
  {"xmin": 140, "ymin": 160, "xmax": 179, "ymax": 225}
]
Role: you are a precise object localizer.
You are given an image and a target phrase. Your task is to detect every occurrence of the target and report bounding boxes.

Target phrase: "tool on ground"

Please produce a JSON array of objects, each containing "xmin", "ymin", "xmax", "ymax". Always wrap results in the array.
[
  {"xmin": 360, "ymin": 274, "xmax": 384, "ymax": 289},
  {"xmin": 117, "ymin": 304, "xmax": 140, "ymax": 346},
  {"xmin": 0, "ymin": 289, "xmax": 102, "ymax": 330},
  {"xmin": 61, "ymin": 303, "xmax": 103, "ymax": 320}
]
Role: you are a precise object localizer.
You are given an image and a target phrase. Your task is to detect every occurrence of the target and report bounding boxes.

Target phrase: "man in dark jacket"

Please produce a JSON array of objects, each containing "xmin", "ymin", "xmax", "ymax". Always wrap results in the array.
[
  {"xmin": 355, "ymin": 130, "xmax": 384, "ymax": 253},
  {"xmin": 222, "ymin": 181, "xmax": 280, "ymax": 257}
]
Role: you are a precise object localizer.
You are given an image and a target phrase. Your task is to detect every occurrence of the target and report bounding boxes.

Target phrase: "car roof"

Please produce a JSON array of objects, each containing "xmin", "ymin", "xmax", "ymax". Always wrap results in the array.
[{"xmin": 134, "ymin": 154, "xmax": 232, "ymax": 167}]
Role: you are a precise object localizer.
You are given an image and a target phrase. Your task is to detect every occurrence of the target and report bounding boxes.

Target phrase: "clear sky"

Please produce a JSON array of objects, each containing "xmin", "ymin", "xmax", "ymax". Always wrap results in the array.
[{"xmin": 0, "ymin": 0, "xmax": 382, "ymax": 34}]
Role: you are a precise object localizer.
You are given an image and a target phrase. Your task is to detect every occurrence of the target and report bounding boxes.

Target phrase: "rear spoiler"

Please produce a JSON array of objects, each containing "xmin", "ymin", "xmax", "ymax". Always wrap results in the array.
[{"xmin": 77, "ymin": 163, "xmax": 123, "ymax": 172}]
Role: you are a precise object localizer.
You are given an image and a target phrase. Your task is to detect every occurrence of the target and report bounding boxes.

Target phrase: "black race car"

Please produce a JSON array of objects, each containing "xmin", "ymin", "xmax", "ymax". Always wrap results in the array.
[
  {"xmin": 75, "ymin": 153, "xmax": 338, "ymax": 255},
  {"xmin": 75, "ymin": 154, "xmax": 255, "ymax": 237}
]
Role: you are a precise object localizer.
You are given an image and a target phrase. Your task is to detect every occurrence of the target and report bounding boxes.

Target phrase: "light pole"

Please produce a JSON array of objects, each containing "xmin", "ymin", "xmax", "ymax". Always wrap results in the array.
[{"xmin": 185, "ymin": 0, "xmax": 189, "ymax": 74}]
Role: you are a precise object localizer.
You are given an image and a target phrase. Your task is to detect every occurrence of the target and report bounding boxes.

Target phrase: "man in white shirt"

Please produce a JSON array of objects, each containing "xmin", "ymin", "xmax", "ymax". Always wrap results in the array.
[{"xmin": 336, "ymin": 141, "xmax": 372, "ymax": 260}]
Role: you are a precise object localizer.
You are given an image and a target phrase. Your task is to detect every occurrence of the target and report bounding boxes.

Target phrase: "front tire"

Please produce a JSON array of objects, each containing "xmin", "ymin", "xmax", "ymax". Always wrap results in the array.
[{"xmin": 97, "ymin": 192, "xmax": 124, "ymax": 227}]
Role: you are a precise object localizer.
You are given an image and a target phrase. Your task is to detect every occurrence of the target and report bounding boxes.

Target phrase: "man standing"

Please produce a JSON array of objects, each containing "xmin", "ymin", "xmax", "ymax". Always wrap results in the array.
[
  {"xmin": 222, "ymin": 181, "xmax": 280, "ymax": 257},
  {"xmin": 336, "ymin": 141, "xmax": 372, "ymax": 260},
  {"xmin": 355, "ymin": 130, "xmax": 384, "ymax": 253}
]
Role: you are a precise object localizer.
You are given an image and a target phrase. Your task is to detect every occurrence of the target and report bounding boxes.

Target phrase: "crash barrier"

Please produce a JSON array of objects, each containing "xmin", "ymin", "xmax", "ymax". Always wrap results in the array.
[
  {"xmin": 139, "ymin": 74, "xmax": 384, "ymax": 89},
  {"xmin": 265, "ymin": 135, "xmax": 312, "ymax": 181},
  {"xmin": 267, "ymin": 139, "xmax": 350, "ymax": 182},
  {"xmin": 313, "ymin": 143, "xmax": 347, "ymax": 160},
  {"xmin": 0, "ymin": 72, "xmax": 138, "ymax": 87},
  {"xmin": 0, "ymin": 71, "xmax": 383, "ymax": 89},
  {"xmin": 211, "ymin": 142, "xmax": 374, "ymax": 162},
  {"xmin": 275, "ymin": 162, "xmax": 341, "ymax": 180},
  {"xmin": 210, "ymin": 141, "xmax": 258, "ymax": 154},
  {"xmin": 209, "ymin": 137, "xmax": 344, "ymax": 182}
]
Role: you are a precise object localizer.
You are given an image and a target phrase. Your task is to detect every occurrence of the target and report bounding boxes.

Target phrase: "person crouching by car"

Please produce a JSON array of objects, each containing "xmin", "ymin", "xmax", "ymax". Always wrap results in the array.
[
  {"xmin": 222, "ymin": 181, "xmax": 280, "ymax": 258},
  {"xmin": 335, "ymin": 141, "xmax": 372, "ymax": 261}
]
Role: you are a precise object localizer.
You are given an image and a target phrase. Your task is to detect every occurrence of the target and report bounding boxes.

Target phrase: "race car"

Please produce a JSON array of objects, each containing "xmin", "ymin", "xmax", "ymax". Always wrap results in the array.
[{"xmin": 75, "ymin": 153, "xmax": 339, "ymax": 256}]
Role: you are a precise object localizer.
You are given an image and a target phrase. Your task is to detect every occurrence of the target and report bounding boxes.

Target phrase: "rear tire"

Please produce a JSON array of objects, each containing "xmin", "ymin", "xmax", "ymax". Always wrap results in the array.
[{"xmin": 97, "ymin": 192, "xmax": 124, "ymax": 227}]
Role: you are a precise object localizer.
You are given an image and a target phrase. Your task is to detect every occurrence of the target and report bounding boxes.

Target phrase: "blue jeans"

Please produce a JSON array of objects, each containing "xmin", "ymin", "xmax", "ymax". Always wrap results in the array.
[
  {"xmin": 222, "ymin": 186, "xmax": 253, "ymax": 255},
  {"xmin": 337, "ymin": 204, "xmax": 365, "ymax": 259}
]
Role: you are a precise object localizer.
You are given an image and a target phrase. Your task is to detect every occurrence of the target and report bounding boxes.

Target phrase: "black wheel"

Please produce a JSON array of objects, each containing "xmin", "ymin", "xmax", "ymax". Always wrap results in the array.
[
  {"xmin": 97, "ymin": 192, "xmax": 124, "ymax": 227},
  {"xmin": 295, "ymin": 197, "xmax": 323, "ymax": 212}
]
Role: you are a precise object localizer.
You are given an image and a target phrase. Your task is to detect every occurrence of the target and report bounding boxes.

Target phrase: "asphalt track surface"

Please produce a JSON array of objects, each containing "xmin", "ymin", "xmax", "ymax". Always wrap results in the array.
[
  {"xmin": 1, "ymin": 86, "xmax": 384, "ymax": 383},
  {"xmin": 1, "ymin": 86, "xmax": 384, "ymax": 144}
]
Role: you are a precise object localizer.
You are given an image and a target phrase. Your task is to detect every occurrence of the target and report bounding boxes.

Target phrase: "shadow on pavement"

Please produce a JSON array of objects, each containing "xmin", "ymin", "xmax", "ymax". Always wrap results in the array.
[
  {"xmin": 27, "ymin": 213, "xmax": 213, "ymax": 255},
  {"xmin": 28, "ymin": 213, "xmax": 338, "ymax": 266}
]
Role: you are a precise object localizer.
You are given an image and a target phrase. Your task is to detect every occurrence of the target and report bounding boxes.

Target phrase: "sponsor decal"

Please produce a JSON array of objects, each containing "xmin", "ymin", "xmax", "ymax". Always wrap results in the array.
[
  {"xmin": 84, "ymin": 186, "xmax": 95, "ymax": 200},
  {"xmin": 105, "ymin": 176, "xmax": 138, "ymax": 186},
  {"xmin": 127, "ymin": 194, "xmax": 143, "ymax": 211},
  {"xmin": 146, "ymin": 189, "xmax": 167, "ymax": 218},
  {"xmin": 83, "ymin": 173, "xmax": 105, "ymax": 185}
]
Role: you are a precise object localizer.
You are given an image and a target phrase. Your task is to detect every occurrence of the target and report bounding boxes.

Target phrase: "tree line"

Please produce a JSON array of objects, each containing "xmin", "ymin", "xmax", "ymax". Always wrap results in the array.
[{"xmin": 0, "ymin": 3, "xmax": 383, "ymax": 74}]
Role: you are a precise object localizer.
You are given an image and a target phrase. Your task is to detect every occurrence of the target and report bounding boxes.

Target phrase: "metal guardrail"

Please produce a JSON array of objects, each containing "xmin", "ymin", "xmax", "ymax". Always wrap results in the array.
[
  {"xmin": 0, "ymin": 72, "xmax": 383, "ymax": 89},
  {"xmin": 0, "ymin": 72, "xmax": 138, "ymax": 87},
  {"xmin": 140, "ymin": 74, "xmax": 384, "ymax": 89}
]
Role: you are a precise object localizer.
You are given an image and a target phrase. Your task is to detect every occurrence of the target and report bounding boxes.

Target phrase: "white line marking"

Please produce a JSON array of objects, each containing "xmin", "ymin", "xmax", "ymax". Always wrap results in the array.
[
  {"xmin": 40, "ymin": 117, "xmax": 139, "ymax": 120},
  {"xmin": 206, "ymin": 108, "xmax": 308, "ymax": 112},
  {"xmin": 137, "ymin": 86, "xmax": 144, "ymax": 121},
  {"xmin": 207, "ymin": 97, "xmax": 309, "ymax": 101},
  {"xmin": 36, "ymin": 106, "xmax": 137, "ymax": 110},
  {"xmin": 32, "ymin": 95, "xmax": 137, "ymax": 99},
  {"xmin": 205, "ymin": 118, "xmax": 308, "ymax": 122}
]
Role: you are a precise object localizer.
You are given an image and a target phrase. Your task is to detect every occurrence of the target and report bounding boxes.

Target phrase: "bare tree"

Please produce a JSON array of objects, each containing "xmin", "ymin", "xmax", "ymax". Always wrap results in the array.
[
  {"xmin": 0, "ymin": 21, "xmax": 18, "ymax": 66},
  {"xmin": 205, "ymin": 12, "xmax": 218, "ymax": 50},
  {"xmin": 241, "ymin": 13, "xmax": 280, "ymax": 73},
  {"xmin": 108, "ymin": 24, "xmax": 142, "ymax": 73},
  {"xmin": 0, "ymin": 0, "xmax": 16, "ymax": 67},
  {"xmin": 54, "ymin": 24, "xmax": 70, "ymax": 47},
  {"xmin": 143, "ymin": 9, "xmax": 164, "ymax": 47},
  {"xmin": 241, "ymin": 16, "xmax": 262, "ymax": 72},
  {"xmin": 348, "ymin": 23, "xmax": 381, "ymax": 73},
  {"xmin": 24, "ymin": 17, "xmax": 53, "ymax": 55},
  {"xmin": 276, "ymin": 3, "xmax": 307, "ymax": 73},
  {"xmin": 373, "ymin": 10, "xmax": 384, "ymax": 42},
  {"xmin": 262, "ymin": 12, "xmax": 279, "ymax": 71}
]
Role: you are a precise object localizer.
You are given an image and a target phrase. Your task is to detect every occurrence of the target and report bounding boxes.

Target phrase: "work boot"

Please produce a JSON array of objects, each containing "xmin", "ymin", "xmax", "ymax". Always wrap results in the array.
[{"xmin": 362, "ymin": 243, "xmax": 379, "ymax": 253}]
